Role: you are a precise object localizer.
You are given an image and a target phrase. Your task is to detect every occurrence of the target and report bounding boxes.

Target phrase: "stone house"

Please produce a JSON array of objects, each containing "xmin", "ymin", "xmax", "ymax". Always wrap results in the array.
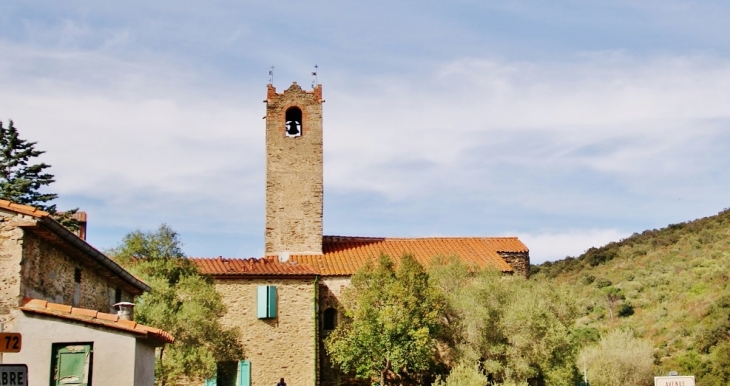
[
  {"xmin": 0, "ymin": 199, "xmax": 173, "ymax": 386},
  {"xmin": 188, "ymin": 82, "xmax": 530, "ymax": 386}
]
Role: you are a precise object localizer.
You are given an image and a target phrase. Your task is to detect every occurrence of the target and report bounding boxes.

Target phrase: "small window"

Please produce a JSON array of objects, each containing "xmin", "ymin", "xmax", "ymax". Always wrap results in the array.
[
  {"xmin": 323, "ymin": 308, "xmax": 337, "ymax": 331},
  {"xmin": 257, "ymin": 286, "xmax": 277, "ymax": 319},
  {"xmin": 51, "ymin": 343, "xmax": 93, "ymax": 386},
  {"xmin": 114, "ymin": 288, "xmax": 122, "ymax": 304},
  {"xmin": 74, "ymin": 268, "xmax": 82, "ymax": 284},
  {"xmin": 284, "ymin": 107, "xmax": 302, "ymax": 137}
]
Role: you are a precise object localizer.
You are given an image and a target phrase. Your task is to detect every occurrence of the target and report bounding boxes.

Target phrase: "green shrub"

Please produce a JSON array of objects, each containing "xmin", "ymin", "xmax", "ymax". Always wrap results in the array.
[{"xmin": 596, "ymin": 278, "xmax": 612, "ymax": 288}]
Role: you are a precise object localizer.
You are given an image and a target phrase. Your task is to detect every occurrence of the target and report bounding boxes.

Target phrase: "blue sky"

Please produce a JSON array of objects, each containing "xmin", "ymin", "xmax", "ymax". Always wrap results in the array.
[{"xmin": 2, "ymin": 1, "xmax": 730, "ymax": 263}]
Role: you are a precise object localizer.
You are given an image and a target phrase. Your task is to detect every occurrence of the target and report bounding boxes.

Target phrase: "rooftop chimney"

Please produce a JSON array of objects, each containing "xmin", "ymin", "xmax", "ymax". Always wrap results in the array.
[
  {"xmin": 71, "ymin": 211, "xmax": 88, "ymax": 240},
  {"xmin": 113, "ymin": 302, "xmax": 135, "ymax": 321}
]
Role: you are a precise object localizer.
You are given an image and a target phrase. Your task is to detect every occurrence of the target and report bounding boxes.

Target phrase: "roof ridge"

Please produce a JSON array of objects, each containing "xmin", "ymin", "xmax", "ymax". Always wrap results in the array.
[
  {"xmin": 188, "ymin": 256, "xmax": 260, "ymax": 260},
  {"xmin": 323, "ymin": 235, "xmax": 521, "ymax": 240}
]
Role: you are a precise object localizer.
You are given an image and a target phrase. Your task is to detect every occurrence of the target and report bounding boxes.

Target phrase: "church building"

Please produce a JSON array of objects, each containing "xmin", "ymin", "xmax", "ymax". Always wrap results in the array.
[{"xmin": 190, "ymin": 82, "xmax": 530, "ymax": 386}]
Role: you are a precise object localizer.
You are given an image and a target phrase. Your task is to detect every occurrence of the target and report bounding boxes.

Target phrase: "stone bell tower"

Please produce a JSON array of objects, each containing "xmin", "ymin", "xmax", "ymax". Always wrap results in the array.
[{"xmin": 264, "ymin": 82, "xmax": 324, "ymax": 257}]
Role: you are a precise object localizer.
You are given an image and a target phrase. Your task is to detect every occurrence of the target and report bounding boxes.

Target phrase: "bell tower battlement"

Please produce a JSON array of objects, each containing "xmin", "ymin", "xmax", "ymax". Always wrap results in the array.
[{"xmin": 264, "ymin": 82, "xmax": 324, "ymax": 256}]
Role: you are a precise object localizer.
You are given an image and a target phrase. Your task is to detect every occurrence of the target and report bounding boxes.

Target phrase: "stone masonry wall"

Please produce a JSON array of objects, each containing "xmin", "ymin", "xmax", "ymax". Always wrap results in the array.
[
  {"xmin": 499, "ymin": 252, "xmax": 530, "ymax": 278},
  {"xmin": 20, "ymin": 231, "xmax": 123, "ymax": 312},
  {"xmin": 265, "ymin": 83, "xmax": 324, "ymax": 255},
  {"xmin": 214, "ymin": 277, "xmax": 317, "ymax": 386},
  {"xmin": 0, "ymin": 214, "xmax": 26, "ymax": 326}
]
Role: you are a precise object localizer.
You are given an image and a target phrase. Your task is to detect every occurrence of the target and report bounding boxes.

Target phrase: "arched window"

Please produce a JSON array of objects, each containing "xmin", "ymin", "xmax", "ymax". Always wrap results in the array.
[
  {"xmin": 323, "ymin": 308, "xmax": 337, "ymax": 331},
  {"xmin": 285, "ymin": 107, "xmax": 302, "ymax": 137}
]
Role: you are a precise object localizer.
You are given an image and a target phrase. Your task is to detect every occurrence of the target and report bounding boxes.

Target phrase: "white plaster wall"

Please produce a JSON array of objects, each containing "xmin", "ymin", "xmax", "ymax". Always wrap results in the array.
[
  {"xmin": 5, "ymin": 311, "xmax": 155, "ymax": 386},
  {"xmin": 134, "ymin": 342, "xmax": 156, "ymax": 386}
]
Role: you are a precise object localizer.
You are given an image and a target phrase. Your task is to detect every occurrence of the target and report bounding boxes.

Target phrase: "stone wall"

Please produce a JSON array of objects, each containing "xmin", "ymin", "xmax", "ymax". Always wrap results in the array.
[
  {"xmin": 214, "ymin": 277, "xmax": 317, "ymax": 386},
  {"xmin": 265, "ymin": 83, "xmax": 324, "ymax": 255},
  {"xmin": 0, "ymin": 214, "xmax": 25, "ymax": 325},
  {"xmin": 499, "ymin": 252, "xmax": 530, "ymax": 278},
  {"xmin": 20, "ymin": 231, "xmax": 126, "ymax": 312}
]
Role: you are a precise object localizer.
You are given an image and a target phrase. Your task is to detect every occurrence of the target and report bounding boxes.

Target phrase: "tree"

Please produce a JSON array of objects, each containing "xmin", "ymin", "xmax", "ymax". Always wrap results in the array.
[
  {"xmin": 109, "ymin": 224, "xmax": 243, "ymax": 386},
  {"xmin": 325, "ymin": 254, "xmax": 444, "ymax": 386},
  {"xmin": 577, "ymin": 330, "xmax": 654, "ymax": 386},
  {"xmin": 602, "ymin": 286, "xmax": 624, "ymax": 320},
  {"xmin": 428, "ymin": 257, "xmax": 578, "ymax": 386},
  {"xmin": 0, "ymin": 120, "xmax": 78, "ymax": 229}
]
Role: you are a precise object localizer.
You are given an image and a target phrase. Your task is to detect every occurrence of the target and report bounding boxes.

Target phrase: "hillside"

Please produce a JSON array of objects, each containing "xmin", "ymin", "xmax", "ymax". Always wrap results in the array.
[{"xmin": 532, "ymin": 208, "xmax": 730, "ymax": 382}]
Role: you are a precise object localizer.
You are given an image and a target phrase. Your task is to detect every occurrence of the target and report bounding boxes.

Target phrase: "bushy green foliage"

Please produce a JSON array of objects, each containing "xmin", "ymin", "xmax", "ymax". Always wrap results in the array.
[
  {"xmin": 0, "ymin": 120, "xmax": 78, "ymax": 229},
  {"xmin": 533, "ymin": 208, "xmax": 730, "ymax": 383},
  {"xmin": 578, "ymin": 330, "xmax": 654, "ymax": 386},
  {"xmin": 110, "ymin": 224, "xmax": 243, "ymax": 386},
  {"xmin": 429, "ymin": 257, "xmax": 578, "ymax": 385},
  {"xmin": 325, "ymin": 254, "xmax": 444, "ymax": 386},
  {"xmin": 431, "ymin": 364, "xmax": 488, "ymax": 386}
]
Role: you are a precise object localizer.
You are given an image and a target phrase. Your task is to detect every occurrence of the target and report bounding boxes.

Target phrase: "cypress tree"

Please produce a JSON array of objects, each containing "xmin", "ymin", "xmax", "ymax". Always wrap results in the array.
[{"xmin": 0, "ymin": 120, "xmax": 78, "ymax": 229}]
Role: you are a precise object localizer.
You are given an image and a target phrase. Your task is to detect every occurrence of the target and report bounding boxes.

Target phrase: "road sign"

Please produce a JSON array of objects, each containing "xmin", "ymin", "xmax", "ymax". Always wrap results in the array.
[
  {"xmin": 0, "ymin": 364, "xmax": 27, "ymax": 385},
  {"xmin": 654, "ymin": 375, "xmax": 695, "ymax": 386},
  {"xmin": 0, "ymin": 334, "xmax": 21, "ymax": 353}
]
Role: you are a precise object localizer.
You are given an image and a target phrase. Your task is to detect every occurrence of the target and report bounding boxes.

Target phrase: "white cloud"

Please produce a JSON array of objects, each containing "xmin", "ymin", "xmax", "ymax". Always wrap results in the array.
[
  {"xmin": 325, "ymin": 54, "xmax": 730, "ymax": 199},
  {"xmin": 2, "ymin": 7, "xmax": 730, "ymax": 259}
]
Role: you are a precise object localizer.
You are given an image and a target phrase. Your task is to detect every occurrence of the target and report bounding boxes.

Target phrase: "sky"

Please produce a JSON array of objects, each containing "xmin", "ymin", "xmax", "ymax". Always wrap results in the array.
[{"xmin": 2, "ymin": 1, "xmax": 730, "ymax": 263}]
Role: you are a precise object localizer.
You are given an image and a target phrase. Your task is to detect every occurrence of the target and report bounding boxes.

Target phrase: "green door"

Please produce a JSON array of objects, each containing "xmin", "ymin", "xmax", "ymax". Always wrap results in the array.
[{"xmin": 52, "ymin": 344, "xmax": 92, "ymax": 386}]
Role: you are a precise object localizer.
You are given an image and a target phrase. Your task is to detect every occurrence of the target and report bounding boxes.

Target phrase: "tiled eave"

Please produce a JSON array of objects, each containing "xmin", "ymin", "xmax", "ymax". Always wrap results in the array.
[{"xmin": 21, "ymin": 298, "xmax": 173, "ymax": 345}]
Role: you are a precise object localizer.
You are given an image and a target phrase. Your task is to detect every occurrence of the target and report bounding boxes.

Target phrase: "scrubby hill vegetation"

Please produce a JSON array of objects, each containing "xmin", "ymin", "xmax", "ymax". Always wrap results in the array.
[{"xmin": 532, "ymin": 209, "xmax": 730, "ymax": 384}]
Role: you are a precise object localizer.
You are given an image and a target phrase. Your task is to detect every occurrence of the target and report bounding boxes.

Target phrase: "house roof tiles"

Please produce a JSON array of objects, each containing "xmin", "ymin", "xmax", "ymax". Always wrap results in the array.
[
  {"xmin": 190, "ymin": 257, "xmax": 319, "ymax": 277},
  {"xmin": 192, "ymin": 236, "xmax": 528, "ymax": 278},
  {"xmin": 21, "ymin": 298, "xmax": 174, "ymax": 345},
  {"xmin": 287, "ymin": 236, "xmax": 527, "ymax": 275},
  {"xmin": 0, "ymin": 199, "xmax": 49, "ymax": 218}
]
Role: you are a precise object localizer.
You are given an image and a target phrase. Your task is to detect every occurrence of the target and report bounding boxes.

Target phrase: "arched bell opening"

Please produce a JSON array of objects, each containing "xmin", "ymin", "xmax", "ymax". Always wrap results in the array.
[{"xmin": 285, "ymin": 107, "xmax": 302, "ymax": 137}]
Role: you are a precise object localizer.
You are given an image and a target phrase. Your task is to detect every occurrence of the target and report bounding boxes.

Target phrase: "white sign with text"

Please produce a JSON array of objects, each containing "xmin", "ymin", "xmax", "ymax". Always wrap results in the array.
[{"xmin": 654, "ymin": 376, "xmax": 695, "ymax": 386}]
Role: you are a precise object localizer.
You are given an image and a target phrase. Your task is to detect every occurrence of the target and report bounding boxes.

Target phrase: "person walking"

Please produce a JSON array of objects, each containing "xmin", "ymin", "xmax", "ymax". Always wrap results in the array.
[{"xmin": 276, "ymin": 378, "xmax": 287, "ymax": 386}]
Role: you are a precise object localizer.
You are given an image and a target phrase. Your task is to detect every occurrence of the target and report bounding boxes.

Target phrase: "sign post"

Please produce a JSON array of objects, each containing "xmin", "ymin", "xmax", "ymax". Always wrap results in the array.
[
  {"xmin": 0, "ymin": 334, "xmax": 21, "ymax": 354},
  {"xmin": 0, "ymin": 364, "xmax": 28, "ymax": 386}
]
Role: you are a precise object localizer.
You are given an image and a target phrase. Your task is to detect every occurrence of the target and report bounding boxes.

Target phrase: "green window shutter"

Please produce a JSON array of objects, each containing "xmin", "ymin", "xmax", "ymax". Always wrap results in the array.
[
  {"xmin": 257, "ymin": 285, "xmax": 278, "ymax": 319},
  {"xmin": 257, "ymin": 286, "xmax": 268, "ymax": 319},
  {"xmin": 267, "ymin": 286, "xmax": 277, "ymax": 318},
  {"xmin": 237, "ymin": 360, "xmax": 251, "ymax": 386},
  {"xmin": 53, "ymin": 344, "xmax": 92, "ymax": 386},
  {"xmin": 256, "ymin": 285, "xmax": 268, "ymax": 319}
]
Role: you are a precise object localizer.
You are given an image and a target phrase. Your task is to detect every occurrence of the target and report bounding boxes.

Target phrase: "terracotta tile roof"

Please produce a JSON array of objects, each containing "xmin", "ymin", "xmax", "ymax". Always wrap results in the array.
[
  {"xmin": 190, "ymin": 257, "xmax": 319, "ymax": 277},
  {"xmin": 0, "ymin": 199, "xmax": 49, "ymax": 217},
  {"xmin": 288, "ymin": 236, "xmax": 528, "ymax": 276},
  {"xmin": 20, "ymin": 298, "xmax": 174, "ymax": 345}
]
